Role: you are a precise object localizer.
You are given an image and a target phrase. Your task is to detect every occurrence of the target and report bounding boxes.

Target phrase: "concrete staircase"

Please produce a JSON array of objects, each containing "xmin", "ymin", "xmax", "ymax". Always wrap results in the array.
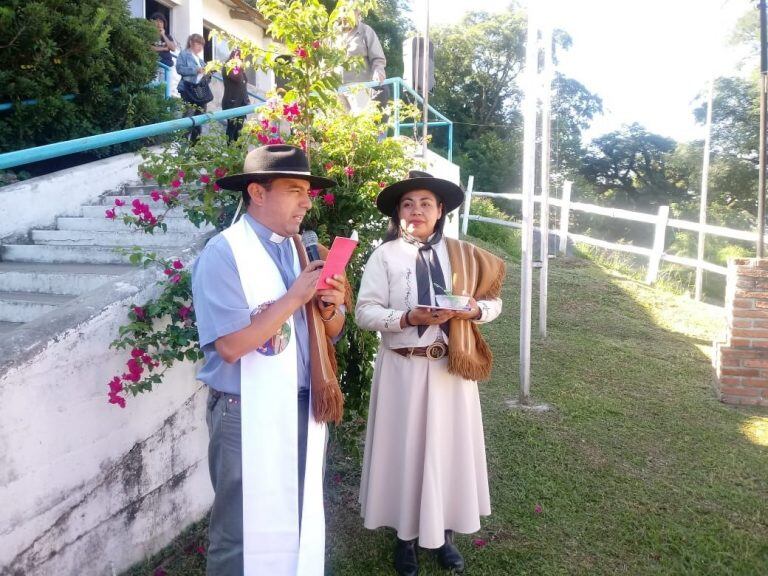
[{"xmin": 0, "ymin": 183, "xmax": 212, "ymax": 334}]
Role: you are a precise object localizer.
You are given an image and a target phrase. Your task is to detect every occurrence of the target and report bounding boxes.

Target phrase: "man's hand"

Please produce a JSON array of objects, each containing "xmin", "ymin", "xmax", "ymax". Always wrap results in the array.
[
  {"xmin": 316, "ymin": 273, "xmax": 346, "ymax": 308},
  {"xmin": 287, "ymin": 260, "xmax": 324, "ymax": 306},
  {"xmin": 372, "ymin": 69, "xmax": 386, "ymax": 84}
]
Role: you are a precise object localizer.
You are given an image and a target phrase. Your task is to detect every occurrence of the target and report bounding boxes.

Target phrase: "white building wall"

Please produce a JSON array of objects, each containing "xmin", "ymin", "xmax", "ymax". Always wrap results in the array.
[{"xmin": 0, "ymin": 267, "xmax": 212, "ymax": 576}]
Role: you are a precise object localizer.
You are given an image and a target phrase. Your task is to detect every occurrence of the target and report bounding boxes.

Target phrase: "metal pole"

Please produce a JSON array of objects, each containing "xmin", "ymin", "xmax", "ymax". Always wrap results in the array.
[
  {"xmin": 695, "ymin": 79, "xmax": 714, "ymax": 301},
  {"xmin": 519, "ymin": 0, "xmax": 539, "ymax": 403},
  {"xmin": 758, "ymin": 0, "xmax": 767, "ymax": 258},
  {"xmin": 421, "ymin": 0, "xmax": 430, "ymax": 159},
  {"xmin": 461, "ymin": 175, "xmax": 475, "ymax": 236},
  {"xmin": 539, "ymin": 23, "xmax": 553, "ymax": 338},
  {"xmin": 393, "ymin": 79, "xmax": 401, "ymax": 138}
]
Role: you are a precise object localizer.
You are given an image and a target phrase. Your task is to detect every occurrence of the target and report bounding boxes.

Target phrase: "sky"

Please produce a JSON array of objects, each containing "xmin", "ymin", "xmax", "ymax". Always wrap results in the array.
[{"xmin": 406, "ymin": 0, "xmax": 754, "ymax": 143}]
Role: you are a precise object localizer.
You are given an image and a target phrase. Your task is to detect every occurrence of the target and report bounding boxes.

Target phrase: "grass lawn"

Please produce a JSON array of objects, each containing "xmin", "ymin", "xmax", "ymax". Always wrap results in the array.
[{"xmin": 124, "ymin": 244, "xmax": 768, "ymax": 576}]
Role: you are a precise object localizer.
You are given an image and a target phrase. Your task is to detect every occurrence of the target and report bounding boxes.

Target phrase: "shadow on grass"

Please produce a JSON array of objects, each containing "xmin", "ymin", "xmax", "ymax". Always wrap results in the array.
[{"xmin": 123, "ymin": 242, "xmax": 768, "ymax": 576}]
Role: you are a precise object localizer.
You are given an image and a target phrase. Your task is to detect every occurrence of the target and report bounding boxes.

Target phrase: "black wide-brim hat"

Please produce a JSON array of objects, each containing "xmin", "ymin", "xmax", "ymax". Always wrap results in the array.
[
  {"xmin": 216, "ymin": 144, "xmax": 336, "ymax": 191},
  {"xmin": 376, "ymin": 170, "xmax": 464, "ymax": 216}
]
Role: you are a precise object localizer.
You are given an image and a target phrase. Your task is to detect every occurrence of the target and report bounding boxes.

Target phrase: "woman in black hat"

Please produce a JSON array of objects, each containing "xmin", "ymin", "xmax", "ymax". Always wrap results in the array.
[{"xmin": 355, "ymin": 171, "xmax": 506, "ymax": 575}]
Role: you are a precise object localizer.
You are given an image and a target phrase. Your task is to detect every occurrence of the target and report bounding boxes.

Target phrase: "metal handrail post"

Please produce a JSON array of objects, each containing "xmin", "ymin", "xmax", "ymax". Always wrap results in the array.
[{"xmin": 393, "ymin": 79, "xmax": 401, "ymax": 138}]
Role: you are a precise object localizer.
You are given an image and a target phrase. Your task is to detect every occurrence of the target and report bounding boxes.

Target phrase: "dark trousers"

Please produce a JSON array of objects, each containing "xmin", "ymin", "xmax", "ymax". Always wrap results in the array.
[
  {"xmin": 226, "ymin": 117, "xmax": 244, "ymax": 143},
  {"xmin": 183, "ymin": 103, "xmax": 207, "ymax": 145},
  {"xmin": 205, "ymin": 388, "xmax": 309, "ymax": 576}
]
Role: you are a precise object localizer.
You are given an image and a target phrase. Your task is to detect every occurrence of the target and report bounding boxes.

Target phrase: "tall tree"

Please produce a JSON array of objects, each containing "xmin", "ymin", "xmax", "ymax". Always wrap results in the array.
[
  {"xmin": 429, "ymin": 7, "xmax": 601, "ymax": 190},
  {"xmin": 581, "ymin": 123, "xmax": 688, "ymax": 209}
]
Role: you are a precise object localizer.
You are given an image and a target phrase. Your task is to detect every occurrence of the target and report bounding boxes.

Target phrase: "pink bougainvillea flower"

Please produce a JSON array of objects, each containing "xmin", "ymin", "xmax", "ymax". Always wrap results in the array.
[
  {"xmin": 114, "ymin": 198, "xmax": 125, "ymax": 207},
  {"xmin": 177, "ymin": 170, "xmax": 185, "ymax": 180},
  {"xmin": 108, "ymin": 391, "xmax": 126, "ymax": 408},
  {"xmin": 344, "ymin": 166, "xmax": 355, "ymax": 177},
  {"xmin": 324, "ymin": 162, "xmax": 334, "ymax": 171},
  {"xmin": 294, "ymin": 47, "xmax": 308, "ymax": 59},
  {"xmin": 179, "ymin": 305, "xmax": 191, "ymax": 321},
  {"xmin": 196, "ymin": 545, "xmax": 206, "ymax": 555},
  {"xmin": 472, "ymin": 538, "xmax": 487, "ymax": 549},
  {"xmin": 153, "ymin": 568, "xmax": 167, "ymax": 576},
  {"xmin": 170, "ymin": 274, "xmax": 181, "ymax": 284},
  {"xmin": 131, "ymin": 347, "xmax": 144, "ymax": 359},
  {"xmin": 150, "ymin": 191, "xmax": 161, "ymax": 202},
  {"xmin": 312, "ymin": 40, "xmax": 321, "ymax": 49},
  {"xmin": 133, "ymin": 306, "xmax": 145, "ymax": 320},
  {"xmin": 534, "ymin": 504, "xmax": 543, "ymax": 514},
  {"xmin": 379, "ymin": 181, "xmax": 387, "ymax": 188},
  {"xmin": 299, "ymin": 139, "xmax": 307, "ymax": 152},
  {"xmin": 172, "ymin": 259, "xmax": 184, "ymax": 270},
  {"xmin": 270, "ymin": 125, "xmax": 278, "ymax": 134},
  {"xmin": 308, "ymin": 189, "xmax": 320, "ymax": 198},
  {"xmin": 213, "ymin": 183, "xmax": 221, "ymax": 192},
  {"xmin": 105, "ymin": 209, "xmax": 116, "ymax": 220},
  {"xmin": 108, "ymin": 377, "xmax": 123, "ymax": 394},
  {"xmin": 323, "ymin": 193, "xmax": 335, "ymax": 206},
  {"xmin": 268, "ymin": 137, "xmax": 284, "ymax": 145},
  {"xmin": 333, "ymin": 473, "xmax": 341, "ymax": 485},
  {"xmin": 170, "ymin": 179, "xmax": 181, "ymax": 189},
  {"xmin": 142, "ymin": 354, "xmax": 154, "ymax": 367},
  {"xmin": 257, "ymin": 133, "xmax": 269, "ymax": 144},
  {"xmin": 200, "ymin": 174, "xmax": 211, "ymax": 184},
  {"xmin": 169, "ymin": 189, "xmax": 180, "ymax": 198},
  {"xmin": 142, "ymin": 171, "xmax": 153, "ymax": 180},
  {"xmin": 164, "ymin": 268, "xmax": 173, "ymax": 276},
  {"xmin": 161, "ymin": 193, "xmax": 171, "ymax": 205},
  {"xmin": 214, "ymin": 167, "xmax": 227, "ymax": 178},
  {"xmin": 259, "ymin": 119, "xmax": 269, "ymax": 129},
  {"xmin": 122, "ymin": 371, "xmax": 140, "ymax": 383}
]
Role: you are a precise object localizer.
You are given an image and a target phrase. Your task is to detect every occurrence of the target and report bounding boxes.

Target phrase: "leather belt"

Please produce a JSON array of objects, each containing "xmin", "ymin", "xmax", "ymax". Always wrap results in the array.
[{"xmin": 392, "ymin": 341, "xmax": 448, "ymax": 360}]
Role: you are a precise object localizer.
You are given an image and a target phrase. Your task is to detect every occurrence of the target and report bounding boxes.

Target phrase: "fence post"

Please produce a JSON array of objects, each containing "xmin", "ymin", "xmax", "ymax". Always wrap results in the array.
[
  {"xmin": 461, "ymin": 175, "xmax": 474, "ymax": 236},
  {"xmin": 558, "ymin": 180, "xmax": 572, "ymax": 255},
  {"xmin": 646, "ymin": 205, "xmax": 670, "ymax": 284}
]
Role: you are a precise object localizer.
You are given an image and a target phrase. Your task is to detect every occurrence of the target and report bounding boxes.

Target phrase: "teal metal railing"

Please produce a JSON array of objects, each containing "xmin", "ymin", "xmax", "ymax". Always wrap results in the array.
[
  {"xmin": 344, "ymin": 77, "xmax": 453, "ymax": 162},
  {"xmin": 0, "ymin": 76, "xmax": 453, "ymax": 170}
]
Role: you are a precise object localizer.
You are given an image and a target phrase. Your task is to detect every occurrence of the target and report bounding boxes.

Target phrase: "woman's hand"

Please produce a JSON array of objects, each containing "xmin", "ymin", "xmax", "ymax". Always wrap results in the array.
[
  {"xmin": 404, "ymin": 307, "xmax": 456, "ymax": 327},
  {"xmin": 452, "ymin": 297, "xmax": 482, "ymax": 321}
]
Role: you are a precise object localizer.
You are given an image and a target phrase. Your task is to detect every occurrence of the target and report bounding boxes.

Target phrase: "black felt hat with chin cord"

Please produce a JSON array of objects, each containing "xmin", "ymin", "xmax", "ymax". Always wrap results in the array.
[
  {"xmin": 215, "ymin": 144, "xmax": 336, "ymax": 191},
  {"xmin": 376, "ymin": 170, "xmax": 464, "ymax": 216}
]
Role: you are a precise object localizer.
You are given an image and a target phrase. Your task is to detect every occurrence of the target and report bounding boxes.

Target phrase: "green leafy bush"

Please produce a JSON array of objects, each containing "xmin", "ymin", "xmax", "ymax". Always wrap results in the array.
[
  {"xmin": 467, "ymin": 197, "xmax": 521, "ymax": 260},
  {"xmin": 0, "ymin": 0, "xmax": 175, "ymax": 164}
]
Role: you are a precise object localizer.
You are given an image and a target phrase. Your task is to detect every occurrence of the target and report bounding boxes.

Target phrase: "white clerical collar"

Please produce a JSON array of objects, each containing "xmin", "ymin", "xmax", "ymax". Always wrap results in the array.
[{"xmin": 245, "ymin": 213, "xmax": 288, "ymax": 244}]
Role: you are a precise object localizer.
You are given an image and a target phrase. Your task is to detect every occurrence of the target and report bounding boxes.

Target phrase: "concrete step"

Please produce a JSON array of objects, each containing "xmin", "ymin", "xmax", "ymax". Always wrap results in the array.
[
  {"xmin": 99, "ymin": 194, "xmax": 191, "ymax": 207},
  {"xmin": 0, "ymin": 262, "xmax": 134, "ymax": 295},
  {"xmin": 30, "ymin": 229, "xmax": 193, "ymax": 247},
  {"xmin": 0, "ymin": 291, "xmax": 75, "ymax": 322},
  {"xmin": 56, "ymin": 217, "xmax": 211, "ymax": 233},
  {"xmin": 116, "ymin": 184, "xmax": 162, "ymax": 195},
  {"xmin": 0, "ymin": 321, "xmax": 22, "ymax": 334},
  {"xmin": 0, "ymin": 244, "xmax": 163, "ymax": 265},
  {"xmin": 80, "ymin": 205, "xmax": 188, "ymax": 219}
]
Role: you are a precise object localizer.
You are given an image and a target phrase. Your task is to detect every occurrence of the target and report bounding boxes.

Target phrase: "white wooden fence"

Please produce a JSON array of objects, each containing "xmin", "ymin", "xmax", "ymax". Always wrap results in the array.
[{"xmin": 461, "ymin": 181, "xmax": 768, "ymax": 290}]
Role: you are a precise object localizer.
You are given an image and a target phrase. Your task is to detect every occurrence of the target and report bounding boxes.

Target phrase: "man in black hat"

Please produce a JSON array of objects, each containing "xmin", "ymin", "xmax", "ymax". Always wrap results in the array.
[{"xmin": 192, "ymin": 144, "xmax": 348, "ymax": 575}]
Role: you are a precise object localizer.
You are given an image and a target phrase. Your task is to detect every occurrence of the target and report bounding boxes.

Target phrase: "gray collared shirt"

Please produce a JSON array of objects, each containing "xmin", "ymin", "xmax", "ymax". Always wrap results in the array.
[{"xmin": 192, "ymin": 214, "xmax": 310, "ymax": 394}]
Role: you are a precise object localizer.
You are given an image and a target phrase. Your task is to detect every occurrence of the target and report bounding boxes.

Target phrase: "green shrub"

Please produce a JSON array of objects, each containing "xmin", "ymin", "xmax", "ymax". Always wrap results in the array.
[
  {"xmin": 466, "ymin": 197, "xmax": 521, "ymax": 260},
  {"xmin": 0, "ymin": 0, "xmax": 175, "ymax": 167}
]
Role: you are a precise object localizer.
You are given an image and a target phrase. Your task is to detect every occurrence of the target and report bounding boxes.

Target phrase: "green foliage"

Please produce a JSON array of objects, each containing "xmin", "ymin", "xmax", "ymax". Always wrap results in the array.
[
  {"xmin": 107, "ymin": 0, "xmax": 419, "ymax": 418},
  {"xmin": 580, "ymin": 123, "xmax": 689, "ymax": 210},
  {"xmin": 0, "ymin": 0, "xmax": 175, "ymax": 162},
  {"xmin": 466, "ymin": 197, "xmax": 521, "ymax": 260},
  {"xmin": 429, "ymin": 7, "xmax": 601, "ymax": 189}
]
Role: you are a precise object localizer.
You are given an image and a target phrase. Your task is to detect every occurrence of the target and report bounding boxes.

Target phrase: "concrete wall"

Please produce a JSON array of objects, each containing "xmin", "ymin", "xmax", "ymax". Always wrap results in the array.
[
  {"xmin": 0, "ymin": 152, "xmax": 142, "ymax": 241},
  {"xmin": 0, "ymin": 263, "xmax": 212, "ymax": 575}
]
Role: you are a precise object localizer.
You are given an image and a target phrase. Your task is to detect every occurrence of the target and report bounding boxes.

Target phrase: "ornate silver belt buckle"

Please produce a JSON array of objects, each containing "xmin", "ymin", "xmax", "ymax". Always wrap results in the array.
[{"xmin": 426, "ymin": 341, "xmax": 447, "ymax": 360}]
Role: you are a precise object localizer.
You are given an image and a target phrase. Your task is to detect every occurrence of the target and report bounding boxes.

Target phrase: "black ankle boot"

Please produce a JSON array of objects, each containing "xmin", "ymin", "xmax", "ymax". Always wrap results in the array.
[
  {"xmin": 436, "ymin": 530, "xmax": 465, "ymax": 572},
  {"xmin": 394, "ymin": 537, "xmax": 419, "ymax": 576}
]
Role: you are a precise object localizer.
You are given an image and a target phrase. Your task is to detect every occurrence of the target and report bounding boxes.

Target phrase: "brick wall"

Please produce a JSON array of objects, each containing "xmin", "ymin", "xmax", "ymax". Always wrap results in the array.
[{"xmin": 714, "ymin": 258, "xmax": 768, "ymax": 406}]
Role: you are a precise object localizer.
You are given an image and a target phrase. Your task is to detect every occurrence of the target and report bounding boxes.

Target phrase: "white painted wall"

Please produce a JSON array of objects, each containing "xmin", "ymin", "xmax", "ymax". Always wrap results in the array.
[
  {"xmin": 0, "ymin": 269, "xmax": 212, "ymax": 576},
  {"xmin": 0, "ymin": 152, "xmax": 142, "ymax": 240}
]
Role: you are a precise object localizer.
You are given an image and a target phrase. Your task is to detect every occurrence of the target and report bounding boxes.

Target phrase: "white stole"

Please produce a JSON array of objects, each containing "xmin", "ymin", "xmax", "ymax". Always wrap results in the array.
[{"xmin": 222, "ymin": 217, "xmax": 326, "ymax": 576}]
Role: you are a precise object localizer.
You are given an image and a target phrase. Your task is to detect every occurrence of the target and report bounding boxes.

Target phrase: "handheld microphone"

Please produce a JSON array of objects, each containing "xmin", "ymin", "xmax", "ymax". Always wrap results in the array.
[{"xmin": 301, "ymin": 230, "xmax": 321, "ymax": 261}]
